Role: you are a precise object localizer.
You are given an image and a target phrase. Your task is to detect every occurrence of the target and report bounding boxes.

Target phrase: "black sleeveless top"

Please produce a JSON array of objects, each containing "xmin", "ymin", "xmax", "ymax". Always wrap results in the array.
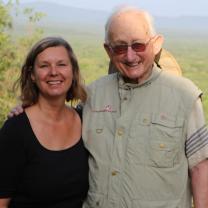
[{"xmin": 0, "ymin": 108, "xmax": 89, "ymax": 208}]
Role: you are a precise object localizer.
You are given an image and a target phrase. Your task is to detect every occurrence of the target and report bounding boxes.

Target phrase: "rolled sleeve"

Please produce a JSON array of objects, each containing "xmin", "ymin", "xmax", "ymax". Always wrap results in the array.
[{"xmin": 185, "ymin": 98, "xmax": 208, "ymax": 169}]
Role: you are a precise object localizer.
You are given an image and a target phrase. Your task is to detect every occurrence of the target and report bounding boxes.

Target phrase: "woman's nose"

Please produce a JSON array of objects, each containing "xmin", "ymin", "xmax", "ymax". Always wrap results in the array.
[{"xmin": 50, "ymin": 65, "xmax": 58, "ymax": 75}]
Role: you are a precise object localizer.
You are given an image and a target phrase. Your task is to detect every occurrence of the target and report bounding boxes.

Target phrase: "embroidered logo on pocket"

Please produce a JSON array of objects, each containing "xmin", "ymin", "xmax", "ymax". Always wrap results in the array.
[{"xmin": 92, "ymin": 105, "xmax": 117, "ymax": 112}]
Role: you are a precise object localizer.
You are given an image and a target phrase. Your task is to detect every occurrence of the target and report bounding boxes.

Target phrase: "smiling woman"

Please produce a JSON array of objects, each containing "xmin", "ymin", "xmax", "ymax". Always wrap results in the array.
[
  {"xmin": 32, "ymin": 46, "xmax": 74, "ymax": 101},
  {"xmin": 19, "ymin": 37, "xmax": 87, "ymax": 107},
  {"xmin": 0, "ymin": 37, "xmax": 88, "ymax": 208}
]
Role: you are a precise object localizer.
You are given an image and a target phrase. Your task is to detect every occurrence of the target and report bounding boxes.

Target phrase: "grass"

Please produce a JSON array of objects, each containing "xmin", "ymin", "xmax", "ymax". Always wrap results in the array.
[
  {"xmin": 0, "ymin": 30, "xmax": 208, "ymax": 126},
  {"xmin": 164, "ymin": 37, "xmax": 208, "ymax": 123}
]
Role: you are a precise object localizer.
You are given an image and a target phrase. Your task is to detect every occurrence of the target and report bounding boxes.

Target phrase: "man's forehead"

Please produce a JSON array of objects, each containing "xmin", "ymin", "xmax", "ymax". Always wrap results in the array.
[
  {"xmin": 110, "ymin": 11, "xmax": 147, "ymax": 27},
  {"xmin": 108, "ymin": 12, "xmax": 149, "ymax": 43}
]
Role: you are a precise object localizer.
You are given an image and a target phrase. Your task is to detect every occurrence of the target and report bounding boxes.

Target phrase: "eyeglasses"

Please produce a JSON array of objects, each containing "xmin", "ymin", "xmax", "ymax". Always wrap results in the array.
[{"xmin": 107, "ymin": 38, "xmax": 152, "ymax": 55}]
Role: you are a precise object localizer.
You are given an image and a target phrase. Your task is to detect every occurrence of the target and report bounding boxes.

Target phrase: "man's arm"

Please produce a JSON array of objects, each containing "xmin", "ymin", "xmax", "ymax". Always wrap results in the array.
[
  {"xmin": 191, "ymin": 159, "xmax": 208, "ymax": 208},
  {"xmin": 7, "ymin": 105, "xmax": 23, "ymax": 118},
  {"xmin": 0, "ymin": 198, "xmax": 10, "ymax": 208},
  {"xmin": 186, "ymin": 98, "xmax": 208, "ymax": 207}
]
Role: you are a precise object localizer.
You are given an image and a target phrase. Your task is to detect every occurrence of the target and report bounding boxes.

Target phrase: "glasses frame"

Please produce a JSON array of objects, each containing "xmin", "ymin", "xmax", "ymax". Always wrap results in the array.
[{"xmin": 106, "ymin": 38, "xmax": 153, "ymax": 55}]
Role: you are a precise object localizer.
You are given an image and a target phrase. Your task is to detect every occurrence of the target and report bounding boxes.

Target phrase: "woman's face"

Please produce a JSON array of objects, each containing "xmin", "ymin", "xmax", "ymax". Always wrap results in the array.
[{"xmin": 32, "ymin": 46, "xmax": 73, "ymax": 101}]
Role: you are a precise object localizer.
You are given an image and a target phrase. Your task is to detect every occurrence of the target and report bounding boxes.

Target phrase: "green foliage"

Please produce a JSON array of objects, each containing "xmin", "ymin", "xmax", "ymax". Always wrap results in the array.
[
  {"xmin": 0, "ymin": 0, "xmax": 14, "ymax": 75},
  {"xmin": 0, "ymin": 0, "xmax": 45, "ymax": 127},
  {"xmin": 0, "ymin": 4, "xmax": 207, "ymax": 127},
  {"xmin": 20, "ymin": 6, "xmax": 45, "ymax": 48},
  {"xmin": 0, "ymin": 0, "xmax": 12, "ymax": 30},
  {"xmin": 23, "ymin": 7, "xmax": 46, "ymax": 23}
]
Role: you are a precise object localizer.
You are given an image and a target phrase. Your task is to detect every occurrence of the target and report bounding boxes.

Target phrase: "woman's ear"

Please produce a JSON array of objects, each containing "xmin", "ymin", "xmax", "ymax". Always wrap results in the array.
[
  {"xmin": 152, "ymin": 35, "xmax": 164, "ymax": 55},
  {"xmin": 31, "ymin": 72, "xmax": 35, "ymax": 82}
]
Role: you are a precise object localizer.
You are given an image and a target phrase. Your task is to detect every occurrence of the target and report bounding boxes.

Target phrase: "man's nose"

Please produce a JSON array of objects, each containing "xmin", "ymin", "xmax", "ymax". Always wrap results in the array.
[{"xmin": 126, "ymin": 46, "xmax": 137, "ymax": 62}]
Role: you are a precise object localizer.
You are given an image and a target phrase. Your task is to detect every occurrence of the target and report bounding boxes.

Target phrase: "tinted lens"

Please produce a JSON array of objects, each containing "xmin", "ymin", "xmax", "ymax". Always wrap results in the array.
[
  {"xmin": 132, "ymin": 42, "xmax": 146, "ymax": 52},
  {"xmin": 113, "ymin": 45, "xmax": 128, "ymax": 54},
  {"xmin": 112, "ymin": 42, "xmax": 147, "ymax": 54}
]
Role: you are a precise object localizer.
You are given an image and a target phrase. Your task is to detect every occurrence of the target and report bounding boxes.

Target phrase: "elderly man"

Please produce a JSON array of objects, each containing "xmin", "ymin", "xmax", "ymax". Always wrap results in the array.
[{"xmin": 82, "ymin": 6, "xmax": 208, "ymax": 208}]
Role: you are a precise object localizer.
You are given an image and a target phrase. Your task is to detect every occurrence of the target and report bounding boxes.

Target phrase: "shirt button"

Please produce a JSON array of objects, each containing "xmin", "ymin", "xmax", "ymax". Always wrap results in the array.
[
  {"xmin": 142, "ymin": 118, "xmax": 150, "ymax": 125},
  {"xmin": 123, "ymin": 97, "xmax": 128, "ymax": 101},
  {"xmin": 111, "ymin": 171, "xmax": 117, "ymax": 176},
  {"xmin": 96, "ymin": 129, "xmax": 103, "ymax": 134},
  {"xmin": 159, "ymin": 143, "xmax": 165, "ymax": 148},
  {"xmin": 96, "ymin": 201, "xmax": 100, "ymax": 206},
  {"xmin": 117, "ymin": 128, "xmax": 124, "ymax": 136}
]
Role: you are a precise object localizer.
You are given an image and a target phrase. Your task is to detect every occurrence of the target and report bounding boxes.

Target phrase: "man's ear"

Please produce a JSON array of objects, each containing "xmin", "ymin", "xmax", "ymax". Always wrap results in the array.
[
  {"xmin": 104, "ymin": 43, "xmax": 113, "ymax": 59},
  {"xmin": 152, "ymin": 35, "xmax": 164, "ymax": 55}
]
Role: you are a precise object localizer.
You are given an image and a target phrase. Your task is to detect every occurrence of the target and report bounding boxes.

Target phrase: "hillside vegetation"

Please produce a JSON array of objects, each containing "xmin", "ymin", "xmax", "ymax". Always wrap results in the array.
[{"xmin": 0, "ymin": 1, "xmax": 207, "ymax": 127}]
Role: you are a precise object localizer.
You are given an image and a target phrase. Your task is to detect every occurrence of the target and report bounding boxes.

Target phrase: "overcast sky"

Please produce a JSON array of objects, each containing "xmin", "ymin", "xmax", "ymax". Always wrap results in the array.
[
  {"xmin": 3, "ymin": 0, "xmax": 207, "ymax": 17},
  {"xmin": 16, "ymin": 0, "xmax": 208, "ymax": 17}
]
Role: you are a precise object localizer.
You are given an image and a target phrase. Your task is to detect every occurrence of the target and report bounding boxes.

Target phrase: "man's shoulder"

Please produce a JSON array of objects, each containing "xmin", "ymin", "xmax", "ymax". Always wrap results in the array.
[
  {"xmin": 159, "ymin": 70, "xmax": 202, "ymax": 97},
  {"xmin": 160, "ymin": 70, "xmax": 197, "ymax": 88}
]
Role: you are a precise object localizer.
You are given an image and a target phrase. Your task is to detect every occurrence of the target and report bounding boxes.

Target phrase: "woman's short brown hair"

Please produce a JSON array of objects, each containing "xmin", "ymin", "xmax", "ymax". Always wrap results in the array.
[{"xmin": 18, "ymin": 36, "xmax": 87, "ymax": 107}]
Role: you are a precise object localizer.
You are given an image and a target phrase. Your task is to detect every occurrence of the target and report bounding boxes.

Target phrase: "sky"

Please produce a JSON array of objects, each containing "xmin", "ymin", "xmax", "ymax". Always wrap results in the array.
[{"xmin": 17, "ymin": 0, "xmax": 208, "ymax": 17}]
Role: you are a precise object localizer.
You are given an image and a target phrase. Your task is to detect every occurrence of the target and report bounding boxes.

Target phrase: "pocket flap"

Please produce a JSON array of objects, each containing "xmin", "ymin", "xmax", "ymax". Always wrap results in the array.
[{"xmin": 151, "ymin": 114, "xmax": 184, "ymax": 128}]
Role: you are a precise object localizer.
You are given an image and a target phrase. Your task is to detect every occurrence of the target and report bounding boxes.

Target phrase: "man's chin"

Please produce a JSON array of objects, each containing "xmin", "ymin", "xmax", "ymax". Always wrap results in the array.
[{"xmin": 128, "ymin": 71, "xmax": 143, "ymax": 79}]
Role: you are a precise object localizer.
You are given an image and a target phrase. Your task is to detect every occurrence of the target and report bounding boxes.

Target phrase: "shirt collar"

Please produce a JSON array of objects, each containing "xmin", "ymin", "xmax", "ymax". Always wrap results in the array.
[{"xmin": 117, "ymin": 64, "xmax": 162, "ymax": 90}]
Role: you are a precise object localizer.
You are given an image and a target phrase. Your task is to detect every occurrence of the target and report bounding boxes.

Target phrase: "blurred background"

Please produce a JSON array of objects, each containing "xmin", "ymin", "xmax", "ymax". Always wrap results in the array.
[{"xmin": 0, "ymin": 0, "xmax": 207, "ymax": 126}]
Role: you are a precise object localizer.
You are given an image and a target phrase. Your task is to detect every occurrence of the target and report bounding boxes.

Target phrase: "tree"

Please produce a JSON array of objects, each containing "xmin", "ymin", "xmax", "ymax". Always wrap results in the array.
[
  {"xmin": 0, "ymin": 0, "xmax": 15, "ymax": 75},
  {"xmin": 0, "ymin": 0, "xmax": 45, "ymax": 126}
]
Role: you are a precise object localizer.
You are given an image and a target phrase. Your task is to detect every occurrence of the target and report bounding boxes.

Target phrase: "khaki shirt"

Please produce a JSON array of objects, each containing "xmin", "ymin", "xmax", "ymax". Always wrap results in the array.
[{"xmin": 82, "ymin": 66, "xmax": 208, "ymax": 208}]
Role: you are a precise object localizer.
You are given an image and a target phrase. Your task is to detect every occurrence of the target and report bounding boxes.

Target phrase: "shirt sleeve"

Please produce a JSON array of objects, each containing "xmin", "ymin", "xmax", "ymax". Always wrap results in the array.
[
  {"xmin": 185, "ymin": 98, "xmax": 208, "ymax": 169},
  {"xmin": 0, "ymin": 118, "xmax": 25, "ymax": 198}
]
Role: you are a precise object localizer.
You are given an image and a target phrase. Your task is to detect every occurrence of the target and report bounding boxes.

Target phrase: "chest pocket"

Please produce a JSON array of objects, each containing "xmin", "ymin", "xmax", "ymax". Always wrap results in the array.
[
  {"xmin": 151, "ymin": 114, "xmax": 184, "ymax": 139},
  {"xmin": 149, "ymin": 114, "xmax": 184, "ymax": 168},
  {"xmin": 127, "ymin": 113, "xmax": 184, "ymax": 168},
  {"xmin": 148, "ymin": 140, "xmax": 179, "ymax": 168}
]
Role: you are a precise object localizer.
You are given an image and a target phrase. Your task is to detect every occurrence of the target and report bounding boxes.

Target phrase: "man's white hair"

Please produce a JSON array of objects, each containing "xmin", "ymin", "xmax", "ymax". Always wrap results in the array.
[{"xmin": 105, "ymin": 6, "xmax": 156, "ymax": 44}]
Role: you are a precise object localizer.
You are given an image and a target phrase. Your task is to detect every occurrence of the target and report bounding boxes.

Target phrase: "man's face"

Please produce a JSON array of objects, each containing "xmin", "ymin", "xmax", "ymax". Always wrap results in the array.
[{"xmin": 105, "ymin": 12, "xmax": 162, "ymax": 83}]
